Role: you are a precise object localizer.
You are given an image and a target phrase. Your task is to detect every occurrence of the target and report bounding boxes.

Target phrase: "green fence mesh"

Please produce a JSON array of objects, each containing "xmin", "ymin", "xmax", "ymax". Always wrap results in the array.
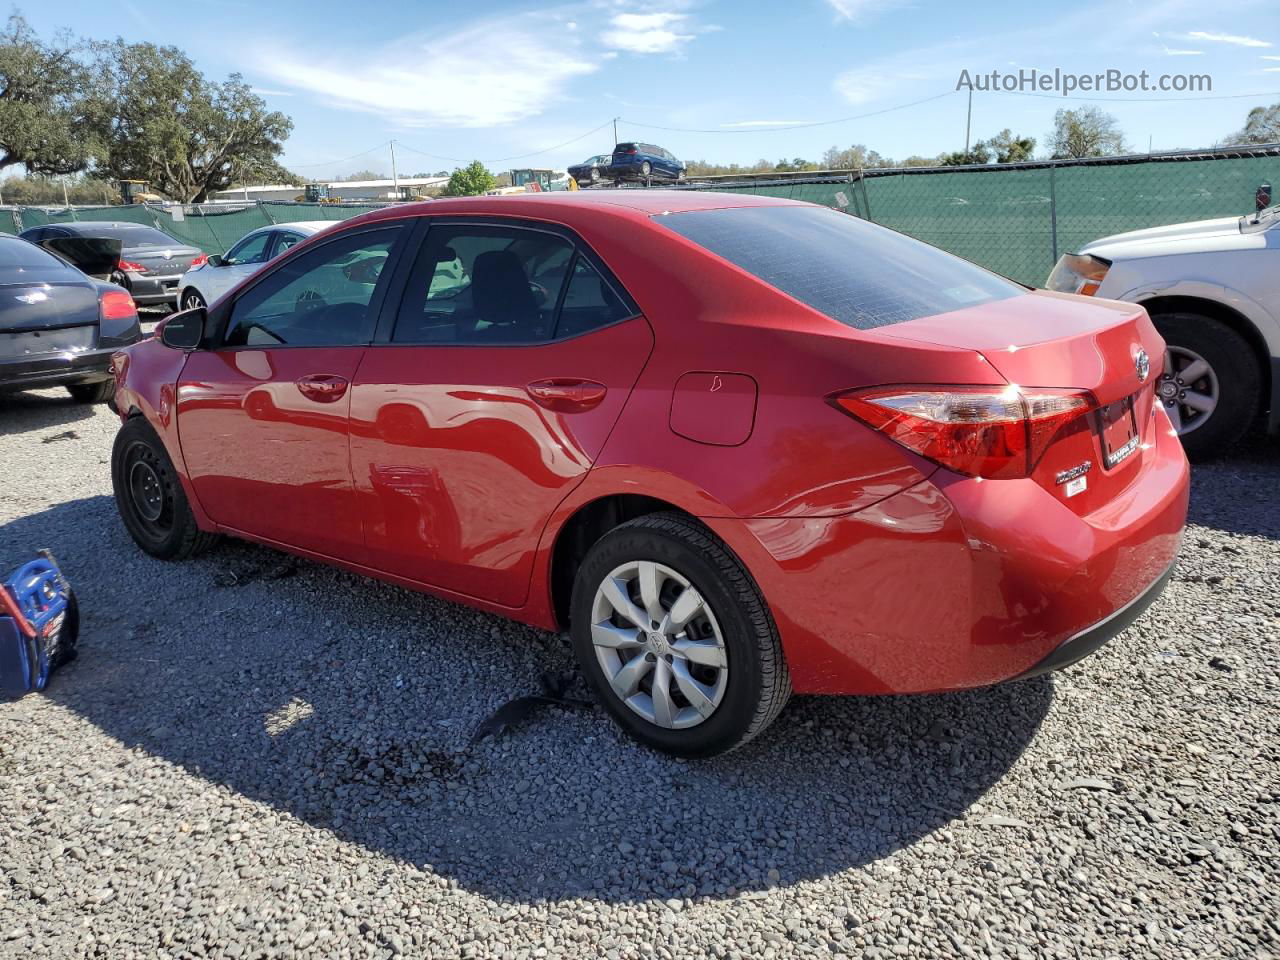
[{"xmin": 3, "ymin": 148, "xmax": 1276, "ymax": 287}]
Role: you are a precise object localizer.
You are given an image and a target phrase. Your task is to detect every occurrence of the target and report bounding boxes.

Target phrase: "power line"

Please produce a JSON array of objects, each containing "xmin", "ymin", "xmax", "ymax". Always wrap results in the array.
[
  {"xmin": 992, "ymin": 88, "xmax": 1280, "ymax": 103},
  {"xmin": 618, "ymin": 91, "xmax": 959, "ymax": 134},
  {"xmin": 397, "ymin": 120, "xmax": 615, "ymax": 167},
  {"xmin": 288, "ymin": 141, "xmax": 392, "ymax": 169}
]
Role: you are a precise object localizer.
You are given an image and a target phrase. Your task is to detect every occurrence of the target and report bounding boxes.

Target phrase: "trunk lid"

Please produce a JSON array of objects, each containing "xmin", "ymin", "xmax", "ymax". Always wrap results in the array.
[
  {"xmin": 0, "ymin": 280, "xmax": 100, "ymax": 359},
  {"xmin": 878, "ymin": 290, "xmax": 1163, "ymax": 512},
  {"xmin": 124, "ymin": 245, "xmax": 203, "ymax": 276}
]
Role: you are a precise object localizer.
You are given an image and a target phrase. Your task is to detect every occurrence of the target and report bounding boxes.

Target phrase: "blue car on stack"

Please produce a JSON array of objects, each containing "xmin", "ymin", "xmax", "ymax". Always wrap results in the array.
[{"xmin": 608, "ymin": 143, "xmax": 686, "ymax": 182}]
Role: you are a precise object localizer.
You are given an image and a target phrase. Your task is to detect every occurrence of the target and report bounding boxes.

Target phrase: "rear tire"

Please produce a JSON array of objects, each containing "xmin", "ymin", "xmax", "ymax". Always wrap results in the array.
[
  {"xmin": 640, "ymin": 161, "xmax": 651, "ymax": 178},
  {"xmin": 570, "ymin": 513, "xmax": 790, "ymax": 758},
  {"xmin": 1150, "ymin": 312, "xmax": 1260, "ymax": 460},
  {"xmin": 111, "ymin": 417, "xmax": 218, "ymax": 560},
  {"xmin": 66, "ymin": 380, "xmax": 114, "ymax": 404}
]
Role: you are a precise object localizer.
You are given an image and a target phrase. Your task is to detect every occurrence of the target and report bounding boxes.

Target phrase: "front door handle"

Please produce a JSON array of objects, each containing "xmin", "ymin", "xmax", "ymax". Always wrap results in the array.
[
  {"xmin": 525, "ymin": 378, "xmax": 607, "ymax": 412},
  {"xmin": 295, "ymin": 374, "xmax": 350, "ymax": 403}
]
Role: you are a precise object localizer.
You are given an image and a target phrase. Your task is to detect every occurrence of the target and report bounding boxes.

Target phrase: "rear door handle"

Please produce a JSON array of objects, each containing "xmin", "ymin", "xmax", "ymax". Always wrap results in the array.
[
  {"xmin": 525, "ymin": 378, "xmax": 607, "ymax": 412},
  {"xmin": 295, "ymin": 374, "xmax": 350, "ymax": 403}
]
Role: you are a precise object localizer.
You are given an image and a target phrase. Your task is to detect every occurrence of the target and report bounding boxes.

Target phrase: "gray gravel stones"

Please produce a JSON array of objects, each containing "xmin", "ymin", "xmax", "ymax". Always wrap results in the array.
[{"xmin": 1, "ymin": 387, "xmax": 1278, "ymax": 959}]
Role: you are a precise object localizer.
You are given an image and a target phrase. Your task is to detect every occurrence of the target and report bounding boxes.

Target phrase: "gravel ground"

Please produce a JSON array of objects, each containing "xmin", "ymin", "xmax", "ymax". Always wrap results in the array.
[{"xmin": 1, "ymin": 388, "xmax": 1278, "ymax": 960}]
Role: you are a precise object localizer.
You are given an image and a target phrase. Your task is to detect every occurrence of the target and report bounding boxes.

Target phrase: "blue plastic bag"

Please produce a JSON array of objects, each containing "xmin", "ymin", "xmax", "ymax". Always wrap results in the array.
[{"xmin": 0, "ymin": 552, "xmax": 77, "ymax": 701}]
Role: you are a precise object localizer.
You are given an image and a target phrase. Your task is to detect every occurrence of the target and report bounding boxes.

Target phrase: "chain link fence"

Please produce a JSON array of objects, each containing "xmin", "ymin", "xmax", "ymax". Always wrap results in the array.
[
  {"xmin": 669, "ymin": 144, "xmax": 1280, "ymax": 285},
  {"xmin": 0, "ymin": 200, "xmax": 391, "ymax": 255},
  {"xmin": 3, "ymin": 144, "xmax": 1276, "ymax": 287}
]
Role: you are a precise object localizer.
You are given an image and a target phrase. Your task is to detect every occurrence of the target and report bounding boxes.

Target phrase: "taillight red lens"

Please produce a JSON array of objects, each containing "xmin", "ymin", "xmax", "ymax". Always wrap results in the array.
[
  {"xmin": 100, "ymin": 290, "xmax": 138, "ymax": 321},
  {"xmin": 118, "ymin": 258, "xmax": 145, "ymax": 272},
  {"xmin": 190, "ymin": 253, "xmax": 208, "ymax": 268},
  {"xmin": 832, "ymin": 385, "xmax": 1094, "ymax": 479}
]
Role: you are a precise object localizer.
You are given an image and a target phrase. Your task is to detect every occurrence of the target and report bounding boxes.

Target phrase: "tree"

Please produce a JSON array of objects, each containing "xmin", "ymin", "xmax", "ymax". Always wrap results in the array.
[
  {"xmin": 1049, "ymin": 107, "xmax": 1127, "ymax": 159},
  {"xmin": 820, "ymin": 144, "xmax": 890, "ymax": 169},
  {"xmin": 986, "ymin": 128, "xmax": 1036, "ymax": 163},
  {"xmin": 344, "ymin": 169, "xmax": 386, "ymax": 181},
  {"xmin": 90, "ymin": 41, "xmax": 294, "ymax": 201},
  {"xmin": 442, "ymin": 160, "xmax": 496, "ymax": 197},
  {"xmin": 0, "ymin": 14, "xmax": 98, "ymax": 175},
  {"xmin": 938, "ymin": 143, "xmax": 992, "ymax": 166},
  {"xmin": 1226, "ymin": 102, "xmax": 1280, "ymax": 145},
  {"xmin": 0, "ymin": 173, "xmax": 117, "ymax": 204}
]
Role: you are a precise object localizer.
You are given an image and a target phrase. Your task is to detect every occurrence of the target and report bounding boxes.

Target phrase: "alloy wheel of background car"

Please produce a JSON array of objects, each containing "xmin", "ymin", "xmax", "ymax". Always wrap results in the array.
[
  {"xmin": 590, "ymin": 167, "xmax": 600, "ymax": 182},
  {"xmin": 1151, "ymin": 312, "xmax": 1260, "ymax": 460},
  {"xmin": 570, "ymin": 513, "xmax": 790, "ymax": 758},
  {"xmin": 640, "ymin": 161, "xmax": 651, "ymax": 177},
  {"xmin": 182, "ymin": 289, "xmax": 206, "ymax": 310},
  {"xmin": 589, "ymin": 559, "xmax": 730, "ymax": 730},
  {"xmin": 111, "ymin": 418, "xmax": 219, "ymax": 560},
  {"xmin": 1160, "ymin": 344, "xmax": 1219, "ymax": 435}
]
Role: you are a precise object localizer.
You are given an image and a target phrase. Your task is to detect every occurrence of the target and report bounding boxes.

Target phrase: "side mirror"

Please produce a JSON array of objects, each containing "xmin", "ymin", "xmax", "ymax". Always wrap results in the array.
[
  {"xmin": 207, "ymin": 254, "xmax": 225, "ymax": 268},
  {"xmin": 160, "ymin": 306, "xmax": 206, "ymax": 350},
  {"xmin": 1257, "ymin": 182, "xmax": 1272, "ymax": 215}
]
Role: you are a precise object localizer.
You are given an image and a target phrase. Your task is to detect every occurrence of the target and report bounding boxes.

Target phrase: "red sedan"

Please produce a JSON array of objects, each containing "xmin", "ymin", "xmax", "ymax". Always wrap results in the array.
[{"xmin": 109, "ymin": 192, "xmax": 1189, "ymax": 757}]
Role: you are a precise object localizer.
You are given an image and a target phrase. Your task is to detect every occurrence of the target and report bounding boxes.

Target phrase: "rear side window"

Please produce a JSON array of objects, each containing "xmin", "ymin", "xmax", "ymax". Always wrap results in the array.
[{"xmin": 659, "ymin": 206, "xmax": 1022, "ymax": 330}]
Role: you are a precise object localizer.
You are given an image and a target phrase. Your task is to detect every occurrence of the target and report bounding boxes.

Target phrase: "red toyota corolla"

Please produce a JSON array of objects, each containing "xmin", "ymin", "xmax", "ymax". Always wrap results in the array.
[{"xmin": 109, "ymin": 192, "xmax": 1189, "ymax": 757}]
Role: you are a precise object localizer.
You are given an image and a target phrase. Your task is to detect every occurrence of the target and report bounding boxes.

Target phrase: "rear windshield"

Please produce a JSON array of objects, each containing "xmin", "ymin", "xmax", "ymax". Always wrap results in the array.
[
  {"xmin": 659, "ymin": 205, "xmax": 1022, "ymax": 330},
  {"xmin": 70, "ymin": 224, "xmax": 177, "ymax": 248},
  {"xmin": 613, "ymin": 143, "xmax": 636, "ymax": 153},
  {"xmin": 0, "ymin": 238, "xmax": 69, "ymax": 271}
]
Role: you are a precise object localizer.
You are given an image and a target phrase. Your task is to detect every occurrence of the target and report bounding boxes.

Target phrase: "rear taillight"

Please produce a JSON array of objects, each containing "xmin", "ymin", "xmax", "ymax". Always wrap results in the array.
[
  {"xmin": 832, "ymin": 385, "xmax": 1095, "ymax": 479},
  {"xmin": 189, "ymin": 253, "xmax": 208, "ymax": 268},
  {"xmin": 100, "ymin": 290, "xmax": 138, "ymax": 321},
  {"xmin": 118, "ymin": 258, "xmax": 145, "ymax": 272}
]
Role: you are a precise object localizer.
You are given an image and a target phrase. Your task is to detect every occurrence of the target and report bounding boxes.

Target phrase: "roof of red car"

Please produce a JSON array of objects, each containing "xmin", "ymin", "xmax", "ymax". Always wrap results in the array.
[{"xmin": 356, "ymin": 189, "xmax": 802, "ymax": 224}]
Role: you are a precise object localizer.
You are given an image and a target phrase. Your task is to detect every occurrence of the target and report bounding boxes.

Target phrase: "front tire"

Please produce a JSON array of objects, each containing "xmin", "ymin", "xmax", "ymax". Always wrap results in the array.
[
  {"xmin": 111, "ymin": 417, "xmax": 218, "ymax": 560},
  {"xmin": 1150, "ymin": 312, "xmax": 1260, "ymax": 460},
  {"xmin": 181, "ymin": 288, "xmax": 206, "ymax": 311},
  {"xmin": 66, "ymin": 380, "xmax": 114, "ymax": 404},
  {"xmin": 570, "ymin": 513, "xmax": 790, "ymax": 758}
]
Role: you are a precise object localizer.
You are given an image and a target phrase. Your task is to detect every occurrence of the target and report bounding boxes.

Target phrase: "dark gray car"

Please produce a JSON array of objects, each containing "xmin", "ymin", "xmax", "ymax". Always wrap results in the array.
[
  {"xmin": 19, "ymin": 222, "xmax": 203, "ymax": 308},
  {"xmin": 0, "ymin": 235, "xmax": 142, "ymax": 403}
]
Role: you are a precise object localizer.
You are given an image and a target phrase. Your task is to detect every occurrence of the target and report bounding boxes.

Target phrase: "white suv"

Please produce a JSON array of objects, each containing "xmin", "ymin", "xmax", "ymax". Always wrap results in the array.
[{"xmin": 1047, "ymin": 188, "xmax": 1278, "ymax": 459}]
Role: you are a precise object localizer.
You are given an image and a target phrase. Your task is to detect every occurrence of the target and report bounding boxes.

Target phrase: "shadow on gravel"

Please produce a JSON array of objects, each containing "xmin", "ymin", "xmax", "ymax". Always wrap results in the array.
[
  {"xmin": 6, "ymin": 496, "xmax": 1052, "ymax": 906},
  {"xmin": 1187, "ymin": 435, "xmax": 1280, "ymax": 540},
  {"xmin": 0, "ymin": 390, "xmax": 98, "ymax": 438}
]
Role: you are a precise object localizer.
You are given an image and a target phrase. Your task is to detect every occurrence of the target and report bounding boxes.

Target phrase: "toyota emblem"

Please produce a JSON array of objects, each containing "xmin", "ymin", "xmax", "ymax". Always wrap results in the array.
[{"xmin": 1134, "ymin": 348, "xmax": 1150, "ymax": 383}]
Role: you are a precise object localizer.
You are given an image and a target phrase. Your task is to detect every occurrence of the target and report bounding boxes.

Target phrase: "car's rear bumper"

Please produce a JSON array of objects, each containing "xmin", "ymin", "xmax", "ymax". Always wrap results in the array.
[
  {"xmin": 125, "ymin": 273, "xmax": 181, "ymax": 306},
  {"xmin": 0, "ymin": 345, "xmax": 121, "ymax": 392},
  {"xmin": 706, "ymin": 403, "xmax": 1190, "ymax": 695}
]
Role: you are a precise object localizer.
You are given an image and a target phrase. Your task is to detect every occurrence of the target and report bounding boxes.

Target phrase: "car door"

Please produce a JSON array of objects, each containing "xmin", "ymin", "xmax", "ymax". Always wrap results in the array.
[
  {"xmin": 177, "ymin": 223, "xmax": 408, "ymax": 560},
  {"xmin": 205, "ymin": 230, "xmax": 275, "ymax": 302},
  {"xmin": 349, "ymin": 218, "xmax": 653, "ymax": 607}
]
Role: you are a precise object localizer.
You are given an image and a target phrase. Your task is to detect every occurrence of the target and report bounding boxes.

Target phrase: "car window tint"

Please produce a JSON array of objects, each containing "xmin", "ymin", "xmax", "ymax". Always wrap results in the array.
[
  {"xmin": 223, "ymin": 228, "xmax": 400, "ymax": 348},
  {"xmin": 274, "ymin": 232, "xmax": 305, "ymax": 256},
  {"xmin": 0, "ymin": 237, "xmax": 65, "ymax": 269},
  {"xmin": 226, "ymin": 232, "xmax": 272, "ymax": 265},
  {"xmin": 74, "ymin": 224, "xmax": 177, "ymax": 248},
  {"xmin": 659, "ymin": 206, "xmax": 1022, "ymax": 330},
  {"xmin": 555, "ymin": 256, "xmax": 633, "ymax": 338},
  {"xmin": 393, "ymin": 224, "xmax": 574, "ymax": 345}
]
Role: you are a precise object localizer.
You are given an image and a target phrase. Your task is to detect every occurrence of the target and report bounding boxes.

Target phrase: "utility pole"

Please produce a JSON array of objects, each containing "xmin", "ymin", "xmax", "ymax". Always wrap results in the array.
[
  {"xmin": 390, "ymin": 140, "xmax": 400, "ymax": 200},
  {"xmin": 613, "ymin": 117, "xmax": 620, "ymax": 145},
  {"xmin": 63, "ymin": 177, "xmax": 70, "ymax": 207},
  {"xmin": 963, "ymin": 89, "xmax": 972, "ymax": 155}
]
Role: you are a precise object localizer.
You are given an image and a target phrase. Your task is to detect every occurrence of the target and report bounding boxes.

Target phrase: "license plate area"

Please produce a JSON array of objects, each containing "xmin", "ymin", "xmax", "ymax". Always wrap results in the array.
[{"xmin": 1095, "ymin": 395, "xmax": 1139, "ymax": 468}]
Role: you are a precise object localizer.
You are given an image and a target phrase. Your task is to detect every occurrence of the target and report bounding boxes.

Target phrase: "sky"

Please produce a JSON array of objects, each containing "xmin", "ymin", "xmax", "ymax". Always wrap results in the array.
[{"xmin": 24, "ymin": 0, "xmax": 1280, "ymax": 179}]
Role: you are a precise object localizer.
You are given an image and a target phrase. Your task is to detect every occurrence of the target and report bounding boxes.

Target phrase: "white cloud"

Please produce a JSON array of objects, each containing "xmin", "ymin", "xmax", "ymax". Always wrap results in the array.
[
  {"xmin": 1262, "ymin": 55, "xmax": 1280, "ymax": 60},
  {"xmin": 253, "ymin": 88, "xmax": 296, "ymax": 97},
  {"xmin": 833, "ymin": 68, "xmax": 927, "ymax": 105},
  {"xmin": 825, "ymin": 0, "xmax": 907, "ymax": 21},
  {"xmin": 720, "ymin": 120, "xmax": 814, "ymax": 127},
  {"xmin": 601, "ymin": 12, "xmax": 695, "ymax": 54},
  {"xmin": 1187, "ymin": 30, "xmax": 1272, "ymax": 47},
  {"xmin": 1162, "ymin": 49, "xmax": 1204, "ymax": 55},
  {"xmin": 257, "ymin": 14, "xmax": 597, "ymax": 127}
]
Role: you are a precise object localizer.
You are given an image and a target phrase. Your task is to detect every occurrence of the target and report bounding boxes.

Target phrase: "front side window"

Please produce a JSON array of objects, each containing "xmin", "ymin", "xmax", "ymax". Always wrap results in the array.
[
  {"xmin": 393, "ymin": 224, "xmax": 576, "ymax": 345},
  {"xmin": 658, "ymin": 205, "xmax": 1023, "ymax": 330},
  {"xmin": 273, "ymin": 232, "xmax": 306, "ymax": 256},
  {"xmin": 223, "ymin": 227, "xmax": 400, "ymax": 348},
  {"xmin": 226, "ymin": 232, "xmax": 272, "ymax": 266}
]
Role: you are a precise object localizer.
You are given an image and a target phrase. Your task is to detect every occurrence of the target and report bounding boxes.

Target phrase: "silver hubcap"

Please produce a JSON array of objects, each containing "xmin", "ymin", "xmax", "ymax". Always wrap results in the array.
[
  {"xmin": 590, "ymin": 560, "xmax": 728, "ymax": 730},
  {"xmin": 129, "ymin": 460, "xmax": 165, "ymax": 522},
  {"xmin": 184, "ymin": 293, "xmax": 203, "ymax": 309},
  {"xmin": 1160, "ymin": 345, "xmax": 1218, "ymax": 436}
]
